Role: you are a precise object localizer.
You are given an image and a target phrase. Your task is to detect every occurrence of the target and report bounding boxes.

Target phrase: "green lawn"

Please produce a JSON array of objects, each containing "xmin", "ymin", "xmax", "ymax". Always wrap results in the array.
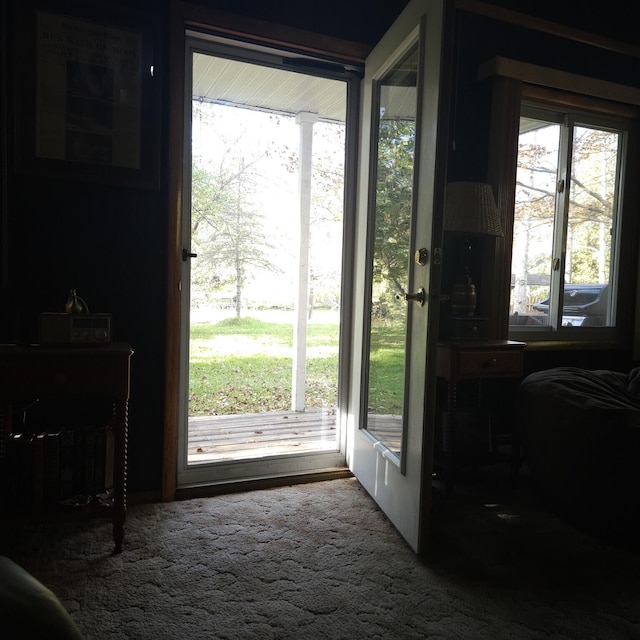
[
  {"xmin": 189, "ymin": 316, "xmax": 339, "ymax": 415},
  {"xmin": 188, "ymin": 315, "xmax": 405, "ymax": 416},
  {"xmin": 367, "ymin": 319, "xmax": 405, "ymax": 415}
]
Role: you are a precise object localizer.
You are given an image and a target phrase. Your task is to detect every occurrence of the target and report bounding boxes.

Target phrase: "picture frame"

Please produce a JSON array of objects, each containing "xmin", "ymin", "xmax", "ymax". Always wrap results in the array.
[{"xmin": 14, "ymin": 1, "xmax": 160, "ymax": 189}]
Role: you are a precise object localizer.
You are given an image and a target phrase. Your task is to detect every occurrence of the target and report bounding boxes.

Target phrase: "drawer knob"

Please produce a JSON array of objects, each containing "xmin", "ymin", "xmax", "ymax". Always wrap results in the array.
[{"xmin": 488, "ymin": 358, "xmax": 497, "ymax": 367}]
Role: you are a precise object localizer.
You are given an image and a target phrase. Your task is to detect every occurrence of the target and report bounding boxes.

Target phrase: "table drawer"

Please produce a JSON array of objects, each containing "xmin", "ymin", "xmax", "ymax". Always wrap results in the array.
[
  {"xmin": 0, "ymin": 350, "xmax": 131, "ymax": 399},
  {"xmin": 457, "ymin": 349, "xmax": 523, "ymax": 377}
]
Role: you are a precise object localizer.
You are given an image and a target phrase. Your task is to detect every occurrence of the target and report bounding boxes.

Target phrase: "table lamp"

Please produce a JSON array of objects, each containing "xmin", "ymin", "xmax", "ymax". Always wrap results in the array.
[{"xmin": 444, "ymin": 182, "xmax": 503, "ymax": 316}]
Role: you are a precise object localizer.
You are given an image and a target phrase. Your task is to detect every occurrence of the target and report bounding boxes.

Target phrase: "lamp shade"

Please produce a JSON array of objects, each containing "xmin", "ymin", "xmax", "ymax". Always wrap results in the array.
[{"xmin": 444, "ymin": 182, "xmax": 503, "ymax": 237}]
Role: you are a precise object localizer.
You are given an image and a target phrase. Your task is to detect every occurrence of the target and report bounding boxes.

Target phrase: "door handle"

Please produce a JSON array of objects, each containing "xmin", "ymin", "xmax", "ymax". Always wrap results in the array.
[
  {"xmin": 396, "ymin": 287, "xmax": 426, "ymax": 307},
  {"xmin": 182, "ymin": 248, "xmax": 198, "ymax": 261}
]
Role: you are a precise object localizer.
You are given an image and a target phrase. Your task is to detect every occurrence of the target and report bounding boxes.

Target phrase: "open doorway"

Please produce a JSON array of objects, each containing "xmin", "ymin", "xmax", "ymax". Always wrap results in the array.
[{"xmin": 177, "ymin": 39, "xmax": 358, "ymax": 486}]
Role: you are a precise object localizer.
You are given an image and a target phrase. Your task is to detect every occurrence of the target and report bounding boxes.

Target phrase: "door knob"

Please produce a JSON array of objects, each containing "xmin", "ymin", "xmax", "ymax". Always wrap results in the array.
[{"xmin": 396, "ymin": 287, "xmax": 426, "ymax": 307}]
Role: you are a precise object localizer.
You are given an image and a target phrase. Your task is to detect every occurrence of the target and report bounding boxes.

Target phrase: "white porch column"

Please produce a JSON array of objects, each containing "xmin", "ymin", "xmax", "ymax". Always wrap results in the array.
[{"xmin": 292, "ymin": 111, "xmax": 318, "ymax": 412}]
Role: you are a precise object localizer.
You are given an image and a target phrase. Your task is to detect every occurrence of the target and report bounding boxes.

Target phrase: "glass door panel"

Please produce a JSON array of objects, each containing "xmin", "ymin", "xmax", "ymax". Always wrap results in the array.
[{"xmin": 365, "ymin": 44, "xmax": 419, "ymax": 458}]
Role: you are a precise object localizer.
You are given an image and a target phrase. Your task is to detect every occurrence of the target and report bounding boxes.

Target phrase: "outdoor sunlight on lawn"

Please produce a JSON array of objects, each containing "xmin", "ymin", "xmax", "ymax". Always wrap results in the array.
[
  {"xmin": 188, "ymin": 94, "xmax": 345, "ymax": 419},
  {"xmin": 189, "ymin": 309, "xmax": 340, "ymax": 358},
  {"xmin": 188, "ymin": 309, "xmax": 341, "ymax": 417}
]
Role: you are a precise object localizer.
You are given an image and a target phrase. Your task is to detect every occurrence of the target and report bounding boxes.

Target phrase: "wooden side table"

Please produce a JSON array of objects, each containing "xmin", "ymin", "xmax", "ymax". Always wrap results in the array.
[
  {"xmin": 0, "ymin": 344, "xmax": 133, "ymax": 553},
  {"xmin": 436, "ymin": 339, "xmax": 526, "ymax": 493}
]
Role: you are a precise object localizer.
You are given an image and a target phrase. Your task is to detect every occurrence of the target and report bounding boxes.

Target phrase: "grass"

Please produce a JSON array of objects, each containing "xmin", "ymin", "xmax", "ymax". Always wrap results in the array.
[
  {"xmin": 189, "ymin": 316, "xmax": 340, "ymax": 415},
  {"xmin": 188, "ymin": 314, "xmax": 405, "ymax": 416},
  {"xmin": 368, "ymin": 319, "xmax": 405, "ymax": 415}
]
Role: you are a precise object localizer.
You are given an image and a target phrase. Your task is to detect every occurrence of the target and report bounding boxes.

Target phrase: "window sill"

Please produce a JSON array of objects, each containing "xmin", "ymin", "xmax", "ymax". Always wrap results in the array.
[{"xmin": 517, "ymin": 339, "xmax": 623, "ymax": 352}]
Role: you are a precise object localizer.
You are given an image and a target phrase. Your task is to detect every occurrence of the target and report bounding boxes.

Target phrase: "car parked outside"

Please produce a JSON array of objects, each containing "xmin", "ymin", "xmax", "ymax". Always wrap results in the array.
[{"xmin": 532, "ymin": 283, "xmax": 609, "ymax": 326}]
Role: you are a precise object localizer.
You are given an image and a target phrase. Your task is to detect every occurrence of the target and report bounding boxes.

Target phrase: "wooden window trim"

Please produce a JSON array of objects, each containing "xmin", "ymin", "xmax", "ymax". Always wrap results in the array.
[
  {"xmin": 480, "ymin": 57, "xmax": 640, "ymax": 107},
  {"xmin": 521, "ymin": 85, "xmax": 640, "ymax": 120},
  {"xmin": 486, "ymin": 76, "xmax": 521, "ymax": 339}
]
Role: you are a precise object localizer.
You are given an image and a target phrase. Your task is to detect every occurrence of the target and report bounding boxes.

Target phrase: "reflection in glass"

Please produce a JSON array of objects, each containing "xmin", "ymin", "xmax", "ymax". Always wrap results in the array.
[{"xmin": 364, "ymin": 43, "xmax": 418, "ymax": 456}]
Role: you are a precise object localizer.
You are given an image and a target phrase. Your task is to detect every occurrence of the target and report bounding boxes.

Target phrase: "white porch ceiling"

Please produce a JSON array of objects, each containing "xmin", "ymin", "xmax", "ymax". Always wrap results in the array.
[
  {"xmin": 192, "ymin": 52, "xmax": 417, "ymax": 123},
  {"xmin": 192, "ymin": 53, "xmax": 348, "ymax": 123}
]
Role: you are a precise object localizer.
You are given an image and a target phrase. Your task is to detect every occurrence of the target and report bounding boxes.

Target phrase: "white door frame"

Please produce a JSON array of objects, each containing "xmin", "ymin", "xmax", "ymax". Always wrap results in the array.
[{"xmin": 176, "ymin": 35, "xmax": 362, "ymax": 488}]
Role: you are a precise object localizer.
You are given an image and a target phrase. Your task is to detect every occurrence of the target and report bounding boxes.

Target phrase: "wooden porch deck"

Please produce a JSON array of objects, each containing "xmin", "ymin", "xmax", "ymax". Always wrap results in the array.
[
  {"xmin": 187, "ymin": 409, "xmax": 402, "ymax": 462},
  {"xmin": 188, "ymin": 408, "xmax": 339, "ymax": 463}
]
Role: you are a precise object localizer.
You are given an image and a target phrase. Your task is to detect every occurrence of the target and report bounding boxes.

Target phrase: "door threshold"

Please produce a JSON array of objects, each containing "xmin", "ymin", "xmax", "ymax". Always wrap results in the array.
[{"xmin": 175, "ymin": 467, "xmax": 352, "ymax": 501}]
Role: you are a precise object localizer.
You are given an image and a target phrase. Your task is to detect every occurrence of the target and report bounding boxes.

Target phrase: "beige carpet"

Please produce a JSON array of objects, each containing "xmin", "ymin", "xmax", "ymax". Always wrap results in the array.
[{"xmin": 1, "ymin": 475, "xmax": 639, "ymax": 639}]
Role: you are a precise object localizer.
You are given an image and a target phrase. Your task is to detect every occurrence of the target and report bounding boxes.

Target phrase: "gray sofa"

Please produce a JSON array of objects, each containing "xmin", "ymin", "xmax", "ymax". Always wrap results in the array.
[{"xmin": 517, "ymin": 367, "xmax": 640, "ymax": 528}]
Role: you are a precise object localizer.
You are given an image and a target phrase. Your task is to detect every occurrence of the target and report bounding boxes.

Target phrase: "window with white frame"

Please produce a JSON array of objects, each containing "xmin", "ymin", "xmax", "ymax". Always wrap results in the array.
[{"xmin": 508, "ymin": 103, "xmax": 628, "ymax": 335}]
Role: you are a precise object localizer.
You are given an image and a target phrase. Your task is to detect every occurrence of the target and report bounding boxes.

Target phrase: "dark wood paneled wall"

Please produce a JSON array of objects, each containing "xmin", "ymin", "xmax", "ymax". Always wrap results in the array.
[{"xmin": 1, "ymin": 0, "xmax": 636, "ymax": 493}]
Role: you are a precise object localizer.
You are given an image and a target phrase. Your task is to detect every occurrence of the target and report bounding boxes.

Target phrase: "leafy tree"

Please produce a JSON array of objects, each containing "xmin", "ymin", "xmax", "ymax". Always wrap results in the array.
[
  {"xmin": 371, "ymin": 118, "xmax": 415, "ymax": 312},
  {"xmin": 190, "ymin": 104, "xmax": 281, "ymax": 317},
  {"xmin": 191, "ymin": 103, "xmax": 348, "ymax": 319}
]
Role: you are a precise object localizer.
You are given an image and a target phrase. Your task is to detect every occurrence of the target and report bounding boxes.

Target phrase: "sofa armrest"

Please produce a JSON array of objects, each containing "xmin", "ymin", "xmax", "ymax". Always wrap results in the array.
[{"xmin": 0, "ymin": 556, "xmax": 83, "ymax": 639}]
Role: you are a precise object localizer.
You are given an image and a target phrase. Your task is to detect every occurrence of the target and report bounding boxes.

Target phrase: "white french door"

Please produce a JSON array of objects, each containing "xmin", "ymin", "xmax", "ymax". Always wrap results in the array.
[{"xmin": 347, "ymin": 0, "xmax": 448, "ymax": 553}]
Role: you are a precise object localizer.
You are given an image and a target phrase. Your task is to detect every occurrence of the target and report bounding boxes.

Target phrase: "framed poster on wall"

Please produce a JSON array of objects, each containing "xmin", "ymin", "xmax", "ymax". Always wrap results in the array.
[{"xmin": 15, "ymin": 1, "xmax": 160, "ymax": 188}]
